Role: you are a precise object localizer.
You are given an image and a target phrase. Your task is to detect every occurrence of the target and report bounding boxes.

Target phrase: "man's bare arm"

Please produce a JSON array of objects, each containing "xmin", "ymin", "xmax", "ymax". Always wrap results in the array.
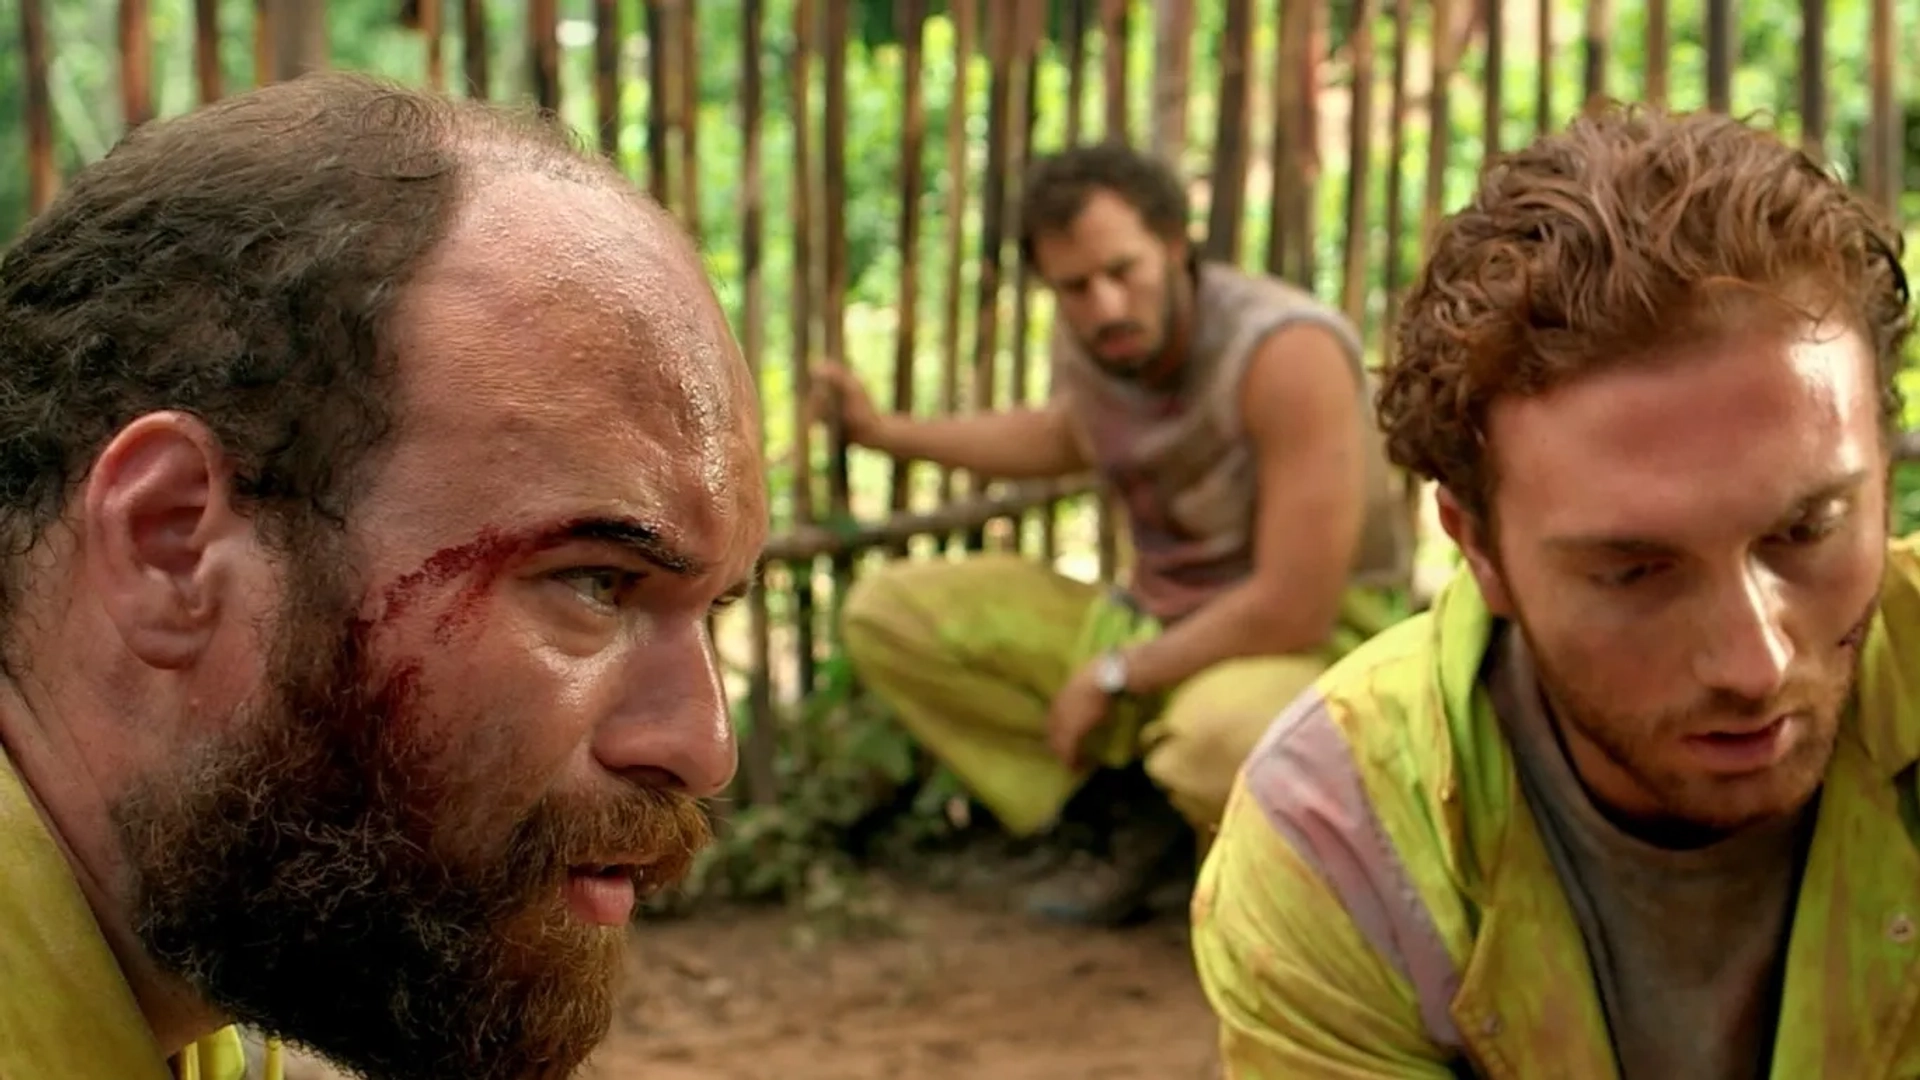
[
  {"xmin": 1119, "ymin": 322, "xmax": 1367, "ymax": 694},
  {"xmin": 868, "ymin": 405, "xmax": 1089, "ymax": 479},
  {"xmin": 811, "ymin": 362, "xmax": 1089, "ymax": 479}
]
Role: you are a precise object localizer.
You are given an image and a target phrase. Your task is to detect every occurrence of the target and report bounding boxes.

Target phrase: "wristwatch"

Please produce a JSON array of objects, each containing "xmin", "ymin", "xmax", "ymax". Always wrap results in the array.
[{"xmin": 1092, "ymin": 648, "xmax": 1130, "ymax": 696}]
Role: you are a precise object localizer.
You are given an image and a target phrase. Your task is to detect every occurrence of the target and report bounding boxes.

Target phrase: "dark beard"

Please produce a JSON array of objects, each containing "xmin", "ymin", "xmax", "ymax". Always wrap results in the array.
[{"xmin": 112, "ymin": 549, "xmax": 712, "ymax": 1080}]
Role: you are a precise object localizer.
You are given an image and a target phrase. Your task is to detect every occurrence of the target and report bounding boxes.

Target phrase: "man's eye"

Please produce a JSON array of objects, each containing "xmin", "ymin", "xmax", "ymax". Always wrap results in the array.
[
  {"xmin": 560, "ymin": 568, "xmax": 640, "ymax": 608},
  {"xmin": 1591, "ymin": 563, "xmax": 1662, "ymax": 590},
  {"xmin": 1775, "ymin": 514, "xmax": 1842, "ymax": 547}
]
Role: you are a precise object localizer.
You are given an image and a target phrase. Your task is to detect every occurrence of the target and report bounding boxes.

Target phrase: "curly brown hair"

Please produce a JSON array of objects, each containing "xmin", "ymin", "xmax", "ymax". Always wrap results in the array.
[
  {"xmin": 1377, "ymin": 104, "xmax": 1912, "ymax": 519},
  {"xmin": 0, "ymin": 72, "xmax": 609, "ymax": 653}
]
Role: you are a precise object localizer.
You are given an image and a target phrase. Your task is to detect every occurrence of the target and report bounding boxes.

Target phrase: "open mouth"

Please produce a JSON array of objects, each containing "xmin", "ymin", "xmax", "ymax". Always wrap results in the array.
[
  {"xmin": 564, "ymin": 863, "xmax": 642, "ymax": 925},
  {"xmin": 575, "ymin": 863, "xmax": 635, "ymax": 879},
  {"xmin": 1682, "ymin": 715, "xmax": 1794, "ymax": 774}
]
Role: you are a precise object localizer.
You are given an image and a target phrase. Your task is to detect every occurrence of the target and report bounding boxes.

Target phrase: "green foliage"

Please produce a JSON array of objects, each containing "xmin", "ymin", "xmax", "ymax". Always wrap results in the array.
[
  {"xmin": 655, "ymin": 648, "xmax": 970, "ymax": 927},
  {"xmin": 1895, "ymin": 464, "xmax": 1920, "ymax": 537}
]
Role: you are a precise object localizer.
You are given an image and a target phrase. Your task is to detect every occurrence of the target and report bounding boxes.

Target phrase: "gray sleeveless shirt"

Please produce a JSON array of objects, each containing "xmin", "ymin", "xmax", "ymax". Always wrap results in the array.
[{"xmin": 1050, "ymin": 261, "xmax": 1410, "ymax": 623}]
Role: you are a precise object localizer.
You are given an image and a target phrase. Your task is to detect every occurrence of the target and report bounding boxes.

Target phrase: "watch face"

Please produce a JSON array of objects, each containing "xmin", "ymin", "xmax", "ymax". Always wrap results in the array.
[{"xmin": 1096, "ymin": 652, "xmax": 1127, "ymax": 694}]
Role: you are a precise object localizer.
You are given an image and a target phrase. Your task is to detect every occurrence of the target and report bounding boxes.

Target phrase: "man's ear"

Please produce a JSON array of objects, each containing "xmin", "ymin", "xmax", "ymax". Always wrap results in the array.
[
  {"xmin": 1435, "ymin": 486, "xmax": 1513, "ymax": 617},
  {"xmin": 81, "ymin": 411, "xmax": 250, "ymax": 670}
]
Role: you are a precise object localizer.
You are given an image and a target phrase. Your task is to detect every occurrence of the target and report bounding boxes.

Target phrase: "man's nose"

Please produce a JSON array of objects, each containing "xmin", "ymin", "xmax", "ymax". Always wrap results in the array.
[
  {"xmin": 1693, "ymin": 562, "xmax": 1795, "ymax": 704},
  {"xmin": 1086, "ymin": 275, "xmax": 1129, "ymax": 322},
  {"xmin": 594, "ymin": 624, "xmax": 738, "ymax": 798}
]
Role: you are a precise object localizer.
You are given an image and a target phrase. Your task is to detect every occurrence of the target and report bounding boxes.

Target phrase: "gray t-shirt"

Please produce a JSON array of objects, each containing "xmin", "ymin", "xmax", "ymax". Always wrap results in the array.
[{"xmin": 1488, "ymin": 625, "xmax": 1816, "ymax": 1080}]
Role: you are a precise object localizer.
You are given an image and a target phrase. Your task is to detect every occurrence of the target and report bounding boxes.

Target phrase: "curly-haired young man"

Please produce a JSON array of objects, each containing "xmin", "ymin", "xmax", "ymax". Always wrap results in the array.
[{"xmin": 1192, "ymin": 106, "xmax": 1916, "ymax": 1077}]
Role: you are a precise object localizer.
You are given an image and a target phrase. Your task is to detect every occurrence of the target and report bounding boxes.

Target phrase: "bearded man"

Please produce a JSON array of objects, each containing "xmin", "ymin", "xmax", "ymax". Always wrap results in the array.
[
  {"xmin": 0, "ymin": 73, "xmax": 766, "ymax": 1080},
  {"xmin": 816, "ymin": 142, "xmax": 1411, "ymax": 926},
  {"xmin": 1192, "ymin": 105, "xmax": 1918, "ymax": 1078}
]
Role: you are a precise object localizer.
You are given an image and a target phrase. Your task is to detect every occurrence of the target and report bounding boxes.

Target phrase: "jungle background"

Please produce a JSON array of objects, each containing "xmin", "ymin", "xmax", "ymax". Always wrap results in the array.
[{"xmin": 3, "ymin": 0, "xmax": 1917, "ymax": 1075}]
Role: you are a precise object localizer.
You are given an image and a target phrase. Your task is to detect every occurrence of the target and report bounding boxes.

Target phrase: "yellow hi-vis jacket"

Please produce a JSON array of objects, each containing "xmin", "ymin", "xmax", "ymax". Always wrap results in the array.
[
  {"xmin": 1194, "ymin": 534, "xmax": 1920, "ymax": 1078},
  {"xmin": 0, "ymin": 749, "xmax": 281, "ymax": 1079}
]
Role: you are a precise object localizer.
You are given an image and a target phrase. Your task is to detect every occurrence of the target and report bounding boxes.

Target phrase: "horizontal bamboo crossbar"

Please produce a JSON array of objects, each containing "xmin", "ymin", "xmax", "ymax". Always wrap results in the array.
[{"xmin": 761, "ymin": 475, "xmax": 1097, "ymax": 563}]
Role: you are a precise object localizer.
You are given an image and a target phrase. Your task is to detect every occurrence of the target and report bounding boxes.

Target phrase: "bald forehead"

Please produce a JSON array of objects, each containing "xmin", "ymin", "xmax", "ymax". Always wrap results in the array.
[
  {"xmin": 409, "ymin": 169, "xmax": 749, "ymax": 418},
  {"xmin": 377, "ymin": 165, "xmax": 763, "ymax": 549}
]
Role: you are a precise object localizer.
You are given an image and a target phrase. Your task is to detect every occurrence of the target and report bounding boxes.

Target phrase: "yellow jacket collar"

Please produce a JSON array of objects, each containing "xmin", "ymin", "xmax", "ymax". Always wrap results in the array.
[{"xmin": 0, "ymin": 747, "xmax": 175, "ymax": 1079}]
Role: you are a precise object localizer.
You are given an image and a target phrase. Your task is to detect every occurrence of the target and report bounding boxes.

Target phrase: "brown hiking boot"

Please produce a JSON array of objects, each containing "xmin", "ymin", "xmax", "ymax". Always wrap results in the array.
[{"xmin": 1022, "ymin": 793, "xmax": 1193, "ymax": 928}]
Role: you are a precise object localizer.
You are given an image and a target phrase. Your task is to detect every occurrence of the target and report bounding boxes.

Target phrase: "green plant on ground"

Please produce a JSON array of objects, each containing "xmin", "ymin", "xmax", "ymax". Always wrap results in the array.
[{"xmin": 646, "ymin": 647, "xmax": 977, "ymax": 936}]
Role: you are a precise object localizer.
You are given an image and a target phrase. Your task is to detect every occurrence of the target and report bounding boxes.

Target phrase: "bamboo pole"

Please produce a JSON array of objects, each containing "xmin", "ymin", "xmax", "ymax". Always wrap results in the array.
[
  {"xmin": 1484, "ymin": 0, "xmax": 1502, "ymax": 160},
  {"xmin": 422, "ymin": 0, "xmax": 444, "ymax": 91},
  {"xmin": 194, "ymin": 0, "xmax": 222, "ymax": 103},
  {"xmin": 462, "ymin": 0, "xmax": 488, "ymax": 98},
  {"xmin": 965, "ymin": 0, "xmax": 1015, "ymax": 551},
  {"xmin": 21, "ymin": 0, "xmax": 55, "ymax": 215},
  {"xmin": 888, "ymin": 0, "xmax": 929, "ymax": 552},
  {"xmin": 936, "ymin": 0, "xmax": 975, "ymax": 535},
  {"xmin": 120, "ymin": 0, "xmax": 154, "ymax": 130},
  {"xmin": 595, "ymin": 0, "xmax": 620, "ymax": 158},
  {"xmin": 1646, "ymin": 0, "xmax": 1669, "ymax": 107},
  {"xmin": 1266, "ymin": 0, "xmax": 1302, "ymax": 280},
  {"xmin": 789, "ymin": 0, "xmax": 820, "ymax": 693},
  {"xmin": 824, "ymin": 0, "xmax": 853, "ymax": 578},
  {"xmin": 277, "ymin": 0, "xmax": 329, "ymax": 79},
  {"xmin": 680, "ymin": 1, "xmax": 701, "ymax": 241},
  {"xmin": 1705, "ymin": 0, "xmax": 1734, "ymax": 113},
  {"xmin": 530, "ymin": 0, "xmax": 560, "ymax": 112},
  {"xmin": 1152, "ymin": 0, "xmax": 1195, "ymax": 162},
  {"xmin": 1583, "ymin": 0, "xmax": 1611, "ymax": 114},
  {"xmin": 738, "ymin": 0, "xmax": 777, "ymax": 808},
  {"xmin": 1799, "ymin": 0, "xmax": 1825, "ymax": 153},
  {"xmin": 1294, "ymin": 0, "xmax": 1322, "ymax": 286},
  {"xmin": 646, "ymin": 2, "xmax": 671, "ymax": 201},
  {"xmin": 1340, "ymin": 0, "xmax": 1377, "ymax": 331},
  {"xmin": 1065, "ymin": 0, "xmax": 1090, "ymax": 146},
  {"xmin": 764, "ymin": 480, "xmax": 1098, "ymax": 562},
  {"xmin": 1535, "ymin": 0, "xmax": 1552, "ymax": 132},
  {"xmin": 1008, "ymin": 0, "xmax": 1043, "ymax": 554},
  {"xmin": 1101, "ymin": 0, "xmax": 1132, "ymax": 142},
  {"xmin": 1204, "ymin": 0, "xmax": 1255, "ymax": 264},
  {"xmin": 254, "ymin": 0, "xmax": 274, "ymax": 86},
  {"xmin": 1381, "ymin": 0, "xmax": 1411, "ymax": 365},
  {"xmin": 1867, "ymin": 0, "xmax": 1898, "ymax": 218},
  {"xmin": 1095, "ymin": 0, "xmax": 1127, "ymax": 576},
  {"xmin": 1421, "ymin": 0, "xmax": 1455, "ymax": 252}
]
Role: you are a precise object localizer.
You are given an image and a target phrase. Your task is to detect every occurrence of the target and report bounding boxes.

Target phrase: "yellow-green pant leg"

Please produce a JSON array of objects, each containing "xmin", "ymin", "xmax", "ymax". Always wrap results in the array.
[
  {"xmin": 1141, "ymin": 652, "xmax": 1330, "ymax": 835},
  {"xmin": 840, "ymin": 554, "xmax": 1100, "ymax": 837},
  {"xmin": 1144, "ymin": 584, "xmax": 1409, "ymax": 834}
]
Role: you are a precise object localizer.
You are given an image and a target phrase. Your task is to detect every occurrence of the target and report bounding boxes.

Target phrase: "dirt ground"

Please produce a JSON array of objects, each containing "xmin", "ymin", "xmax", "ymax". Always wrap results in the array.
[{"xmin": 588, "ymin": 882, "xmax": 1218, "ymax": 1080}]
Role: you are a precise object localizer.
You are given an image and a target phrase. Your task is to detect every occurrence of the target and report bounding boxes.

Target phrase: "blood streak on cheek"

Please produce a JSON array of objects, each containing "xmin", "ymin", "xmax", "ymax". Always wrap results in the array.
[{"xmin": 375, "ymin": 526, "xmax": 546, "ymax": 644}]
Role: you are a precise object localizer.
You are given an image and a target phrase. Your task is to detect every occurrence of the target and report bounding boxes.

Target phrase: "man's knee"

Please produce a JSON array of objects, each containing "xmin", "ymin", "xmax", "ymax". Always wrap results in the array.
[
  {"xmin": 840, "ymin": 557, "xmax": 975, "ymax": 675},
  {"xmin": 840, "ymin": 565, "xmax": 912, "ymax": 674},
  {"xmin": 1142, "ymin": 658, "xmax": 1324, "ymax": 827},
  {"xmin": 842, "ymin": 555, "xmax": 1035, "ymax": 655},
  {"xmin": 1143, "ymin": 708, "xmax": 1263, "ymax": 817}
]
